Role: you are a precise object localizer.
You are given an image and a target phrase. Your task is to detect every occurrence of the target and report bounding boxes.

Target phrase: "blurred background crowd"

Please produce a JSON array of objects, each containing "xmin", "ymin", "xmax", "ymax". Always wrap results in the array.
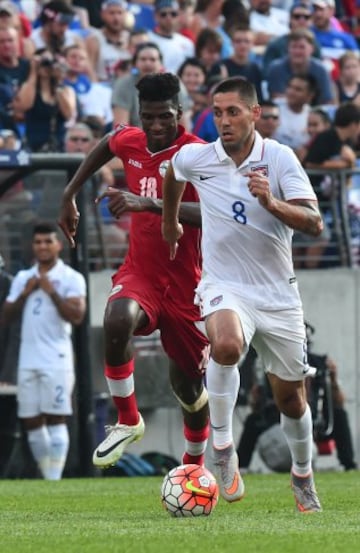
[{"xmin": 1, "ymin": 0, "xmax": 360, "ymax": 270}]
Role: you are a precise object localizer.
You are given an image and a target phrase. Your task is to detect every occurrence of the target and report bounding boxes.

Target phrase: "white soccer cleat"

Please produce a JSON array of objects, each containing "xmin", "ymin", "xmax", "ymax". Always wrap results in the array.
[
  {"xmin": 93, "ymin": 415, "xmax": 145, "ymax": 468},
  {"xmin": 213, "ymin": 444, "xmax": 245, "ymax": 502}
]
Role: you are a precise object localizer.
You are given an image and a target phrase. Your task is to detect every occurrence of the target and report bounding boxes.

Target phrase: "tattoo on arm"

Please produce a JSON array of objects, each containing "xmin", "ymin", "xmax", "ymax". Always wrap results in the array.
[{"xmin": 287, "ymin": 199, "xmax": 323, "ymax": 236}]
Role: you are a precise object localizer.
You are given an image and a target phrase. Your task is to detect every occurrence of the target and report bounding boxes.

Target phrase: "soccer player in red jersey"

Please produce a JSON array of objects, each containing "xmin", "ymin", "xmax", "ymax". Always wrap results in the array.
[{"xmin": 58, "ymin": 73, "xmax": 210, "ymax": 469}]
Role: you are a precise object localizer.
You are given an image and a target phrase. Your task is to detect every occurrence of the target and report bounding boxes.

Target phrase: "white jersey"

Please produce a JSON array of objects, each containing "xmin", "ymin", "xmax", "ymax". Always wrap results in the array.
[
  {"xmin": 6, "ymin": 259, "xmax": 86, "ymax": 371},
  {"xmin": 171, "ymin": 131, "xmax": 317, "ymax": 310}
]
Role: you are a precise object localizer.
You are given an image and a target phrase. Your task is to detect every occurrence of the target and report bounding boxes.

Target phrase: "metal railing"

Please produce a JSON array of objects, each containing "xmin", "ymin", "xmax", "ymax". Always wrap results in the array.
[{"xmin": 1, "ymin": 158, "xmax": 360, "ymax": 271}]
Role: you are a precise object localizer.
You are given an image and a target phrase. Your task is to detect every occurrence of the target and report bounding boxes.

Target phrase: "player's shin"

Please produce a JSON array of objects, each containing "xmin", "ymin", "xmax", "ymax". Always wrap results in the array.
[
  {"xmin": 27, "ymin": 426, "xmax": 51, "ymax": 479},
  {"xmin": 281, "ymin": 403, "xmax": 313, "ymax": 476},
  {"xmin": 206, "ymin": 358, "xmax": 240, "ymax": 450},
  {"xmin": 174, "ymin": 387, "xmax": 210, "ymax": 466},
  {"xmin": 47, "ymin": 423, "xmax": 70, "ymax": 480},
  {"xmin": 105, "ymin": 360, "xmax": 140, "ymax": 425}
]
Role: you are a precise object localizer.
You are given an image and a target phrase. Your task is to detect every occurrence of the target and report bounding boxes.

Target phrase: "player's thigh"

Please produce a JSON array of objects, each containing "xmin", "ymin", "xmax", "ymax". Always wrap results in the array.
[
  {"xmin": 168, "ymin": 359, "xmax": 204, "ymax": 404},
  {"xmin": 106, "ymin": 272, "xmax": 161, "ymax": 335},
  {"xmin": 17, "ymin": 368, "xmax": 41, "ymax": 418},
  {"xmin": 40, "ymin": 368, "xmax": 75, "ymax": 416},
  {"xmin": 252, "ymin": 307, "xmax": 307, "ymax": 381},
  {"xmin": 196, "ymin": 283, "xmax": 255, "ymax": 349},
  {"xmin": 160, "ymin": 305, "xmax": 209, "ymax": 379}
]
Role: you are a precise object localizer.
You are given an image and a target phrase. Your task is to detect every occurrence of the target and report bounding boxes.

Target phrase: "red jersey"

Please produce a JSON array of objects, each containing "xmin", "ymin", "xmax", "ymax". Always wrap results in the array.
[{"xmin": 108, "ymin": 125, "xmax": 203, "ymax": 305}]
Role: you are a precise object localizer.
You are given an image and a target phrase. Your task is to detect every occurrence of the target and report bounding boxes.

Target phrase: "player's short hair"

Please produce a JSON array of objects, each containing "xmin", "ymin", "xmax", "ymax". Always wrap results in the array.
[
  {"xmin": 136, "ymin": 73, "xmax": 180, "ymax": 107},
  {"xmin": 32, "ymin": 221, "xmax": 59, "ymax": 237},
  {"xmin": 212, "ymin": 76, "xmax": 258, "ymax": 106}
]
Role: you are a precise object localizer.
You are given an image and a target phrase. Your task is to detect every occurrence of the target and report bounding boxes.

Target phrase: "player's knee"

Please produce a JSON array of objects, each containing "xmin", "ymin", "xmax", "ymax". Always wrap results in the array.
[
  {"xmin": 277, "ymin": 391, "xmax": 307, "ymax": 419},
  {"xmin": 104, "ymin": 300, "xmax": 137, "ymax": 343},
  {"xmin": 173, "ymin": 386, "xmax": 208, "ymax": 413},
  {"xmin": 211, "ymin": 336, "xmax": 242, "ymax": 365}
]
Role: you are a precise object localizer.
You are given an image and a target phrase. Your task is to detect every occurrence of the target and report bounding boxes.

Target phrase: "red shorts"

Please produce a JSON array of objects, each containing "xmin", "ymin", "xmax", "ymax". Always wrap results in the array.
[{"xmin": 108, "ymin": 270, "xmax": 209, "ymax": 379}]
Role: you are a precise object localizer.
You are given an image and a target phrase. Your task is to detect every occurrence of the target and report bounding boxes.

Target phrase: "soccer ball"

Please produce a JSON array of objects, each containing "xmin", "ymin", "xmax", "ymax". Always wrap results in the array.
[{"xmin": 161, "ymin": 464, "xmax": 219, "ymax": 517}]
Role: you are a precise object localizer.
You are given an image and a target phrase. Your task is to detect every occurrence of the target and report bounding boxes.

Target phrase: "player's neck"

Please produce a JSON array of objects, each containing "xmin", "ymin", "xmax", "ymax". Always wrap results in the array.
[
  {"xmin": 224, "ymin": 132, "xmax": 256, "ymax": 167},
  {"xmin": 38, "ymin": 260, "xmax": 57, "ymax": 273}
]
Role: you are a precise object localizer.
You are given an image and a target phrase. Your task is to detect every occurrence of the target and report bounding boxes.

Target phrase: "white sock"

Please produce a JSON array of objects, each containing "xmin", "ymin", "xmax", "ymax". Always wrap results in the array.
[
  {"xmin": 46, "ymin": 424, "xmax": 70, "ymax": 480},
  {"xmin": 206, "ymin": 358, "xmax": 240, "ymax": 449},
  {"xmin": 27, "ymin": 426, "xmax": 51, "ymax": 479},
  {"xmin": 281, "ymin": 404, "xmax": 313, "ymax": 476}
]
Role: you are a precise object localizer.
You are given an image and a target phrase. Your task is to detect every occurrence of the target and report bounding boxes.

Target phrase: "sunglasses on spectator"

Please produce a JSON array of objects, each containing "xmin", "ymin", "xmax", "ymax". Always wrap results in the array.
[
  {"xmin": 291, "ymin": 13, "xmax": 311, "ymax": 19},
  {"xmin": 261, "ymin": 114, "xmax": 279, "ymax": 120},
  {"xmin": 69, "ymin": 136, "xmax": 91, "ymax": 142},
  {"xmin": 159, "ymin": 11, "xmax": 178, "ymax": 17}
]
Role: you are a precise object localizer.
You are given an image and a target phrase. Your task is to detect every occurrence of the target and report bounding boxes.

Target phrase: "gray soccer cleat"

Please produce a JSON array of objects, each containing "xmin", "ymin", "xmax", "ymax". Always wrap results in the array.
[
  {"xmin": 213, "ymin": 444, "xmax": 245, "ymax": 502},
  {"xmin": 291, "ymin": 471, "xmax": 322, "ymax": 513}
]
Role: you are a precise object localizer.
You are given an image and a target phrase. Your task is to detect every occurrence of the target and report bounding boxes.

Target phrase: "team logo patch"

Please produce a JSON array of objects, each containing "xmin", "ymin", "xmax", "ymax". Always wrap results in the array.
[
  {"xmin": 210, "ymin": 295, "xmax": 223, "ymax": 306},
  {"xmin": 109, "ymin": 284, "xmax": 123, "ymax": 297},
  {"xmin": 250, "ymin": 165, "xmax": 269, "ymax": 176},
  {"xmin": 159, "ymin": 160, "xmax": 170, "ymax": 178},
  {"xmin": 110, "ymin": 123, "xmax": 127, "ymax": 136}
]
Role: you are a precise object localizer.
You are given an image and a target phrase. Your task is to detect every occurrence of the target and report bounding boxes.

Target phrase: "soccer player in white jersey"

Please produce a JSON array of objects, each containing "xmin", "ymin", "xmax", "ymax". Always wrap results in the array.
[
  {"xmin": 162, "ymin": 77, "xmax": 324, "ymax": 512},
  {"xmin": 3, "ymin": 222, "xmax": 86, "ymax": 480}
]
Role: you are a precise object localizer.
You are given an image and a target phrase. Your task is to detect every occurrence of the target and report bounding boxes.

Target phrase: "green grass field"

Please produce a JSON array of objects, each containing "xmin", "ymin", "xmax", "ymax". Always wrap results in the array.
[{"xmin": 0, "ymin": 471, "xmax": 359, "ymax": 553}]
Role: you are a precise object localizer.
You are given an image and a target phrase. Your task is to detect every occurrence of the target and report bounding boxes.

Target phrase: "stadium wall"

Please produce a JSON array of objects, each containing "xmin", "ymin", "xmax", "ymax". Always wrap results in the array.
[{"xmin": 89, "ymin": 268, "xmax": 360, "ymax": 468}]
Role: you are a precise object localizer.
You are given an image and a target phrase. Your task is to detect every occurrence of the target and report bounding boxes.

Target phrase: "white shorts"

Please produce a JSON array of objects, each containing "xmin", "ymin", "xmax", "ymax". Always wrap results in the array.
[
  {"xmin": 195, "ymin": 284, "xmax": 312, "ymax": 382},
  {"xmin": 17, "ymin": 367, "xmax": 75, "ymax": 418}
]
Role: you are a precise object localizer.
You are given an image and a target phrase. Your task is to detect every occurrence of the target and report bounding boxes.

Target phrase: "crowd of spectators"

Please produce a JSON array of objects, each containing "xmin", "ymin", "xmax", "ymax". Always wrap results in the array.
[{"xmin": 1, "ymin": 0, "xmax": 360, "ymax": 267}]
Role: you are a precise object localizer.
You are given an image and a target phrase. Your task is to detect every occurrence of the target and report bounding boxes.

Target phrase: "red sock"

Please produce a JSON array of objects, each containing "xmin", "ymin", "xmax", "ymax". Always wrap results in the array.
[
  {"xmin": 105, "ymin": 360, "xmax": 139, "ymax": 426},
  {"xmin": 182, "ymin": 421, "xmax": 210, "ymax": 466}
]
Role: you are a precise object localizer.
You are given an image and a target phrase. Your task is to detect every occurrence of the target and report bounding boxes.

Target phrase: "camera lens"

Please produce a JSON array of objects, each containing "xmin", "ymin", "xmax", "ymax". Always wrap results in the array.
[{"xmin": 40, "ymin": 58, "xmax": 53, "ymax": 67}]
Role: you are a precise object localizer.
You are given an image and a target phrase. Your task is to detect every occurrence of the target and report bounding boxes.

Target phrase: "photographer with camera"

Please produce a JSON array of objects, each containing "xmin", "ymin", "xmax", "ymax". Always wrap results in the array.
[
  {"xmin": 237, "ymin": 325, "xmax": 357, "ymax": 472},
  {"xmin": 305, "ymin": 324, "xmax": 357, "ymax": 472},
  {"xmin": 15, "ymin": 48, "xmax": 77, "ymax": 152},
  {"xmin": 29, "ymin": 1, "xmax": 84, "ymax": 57},
  {"xmin": 0, "ymin": 25, "xmax": 31, "ymax": 140}
]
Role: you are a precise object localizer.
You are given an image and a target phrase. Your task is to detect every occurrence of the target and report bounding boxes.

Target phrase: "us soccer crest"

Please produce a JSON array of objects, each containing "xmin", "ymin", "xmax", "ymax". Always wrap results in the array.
[
  {"xmin": 159, "ymin": 160, "xmax": 170, "ymax": 177},
  {"xmin": 250, "ymin": 165, "xmax": 269, "ymax": 176},
  {"xmin": 210, "ymin": 295, "xmax": 223, "ymax": 307}
]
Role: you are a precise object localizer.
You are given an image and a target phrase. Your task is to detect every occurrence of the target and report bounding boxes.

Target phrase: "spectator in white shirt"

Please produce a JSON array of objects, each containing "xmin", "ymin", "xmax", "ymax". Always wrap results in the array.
[
  {"xmin": 249, "ymin": 0, "xmax": 289, "ymax": 48},
  {"xmin": 148, "ymin": 0, "xmax": 194, "ymax": 73},
  {"xmin": 274, "ymin": 73, "xmax": 317, "ymax": 154}
]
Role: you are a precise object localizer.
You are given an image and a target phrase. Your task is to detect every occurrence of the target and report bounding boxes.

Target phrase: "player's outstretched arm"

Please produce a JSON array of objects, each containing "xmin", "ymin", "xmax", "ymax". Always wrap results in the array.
[
  {"xmin": 96, "ymin": 188, "xmax": 202, "ymax": 227},
  {"xmin": 162, "ymin": 163, "xmax": 186, "ymax": 259},
  {"xmin": 58, "ymin": 135, "xmax": 115, "ymax": 248}
]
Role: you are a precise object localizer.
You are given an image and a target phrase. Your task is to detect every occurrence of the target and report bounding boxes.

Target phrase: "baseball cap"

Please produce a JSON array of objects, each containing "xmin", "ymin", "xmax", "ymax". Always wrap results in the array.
[
  {"xmin": 40, "ymin": 1, "xmax": 75, "ymax": 24},
  {"xmin": 101, "ymin": 0, "xmax": 128, "ymax": 9},
  {"xmin": 0, "ymin": 1, "xmax": 18, "ymax": 16},
  {"xmin": 290, "ymin": 2, "xmax": 313, "ymax": 14},
  {"xmin": 154, "ymin": 0, "xmax": 180, "ymax": 12},
  {"xmin": 312, "ymin": 0, "xmax": 335, "ymax": 8}
]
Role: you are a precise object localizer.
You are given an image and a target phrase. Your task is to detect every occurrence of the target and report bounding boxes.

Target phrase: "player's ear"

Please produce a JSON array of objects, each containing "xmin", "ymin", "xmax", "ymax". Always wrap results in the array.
[
  {"xmin": 252, "ymin": 104, "xmax": 261, "ymax": 122},
  {"xmin": 177, "ymin": 105, "xmax": 183, "ymax": 121},
  {"xmin": 56, "ymin": 236, "xmax": 63, "ymax": 253}
]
